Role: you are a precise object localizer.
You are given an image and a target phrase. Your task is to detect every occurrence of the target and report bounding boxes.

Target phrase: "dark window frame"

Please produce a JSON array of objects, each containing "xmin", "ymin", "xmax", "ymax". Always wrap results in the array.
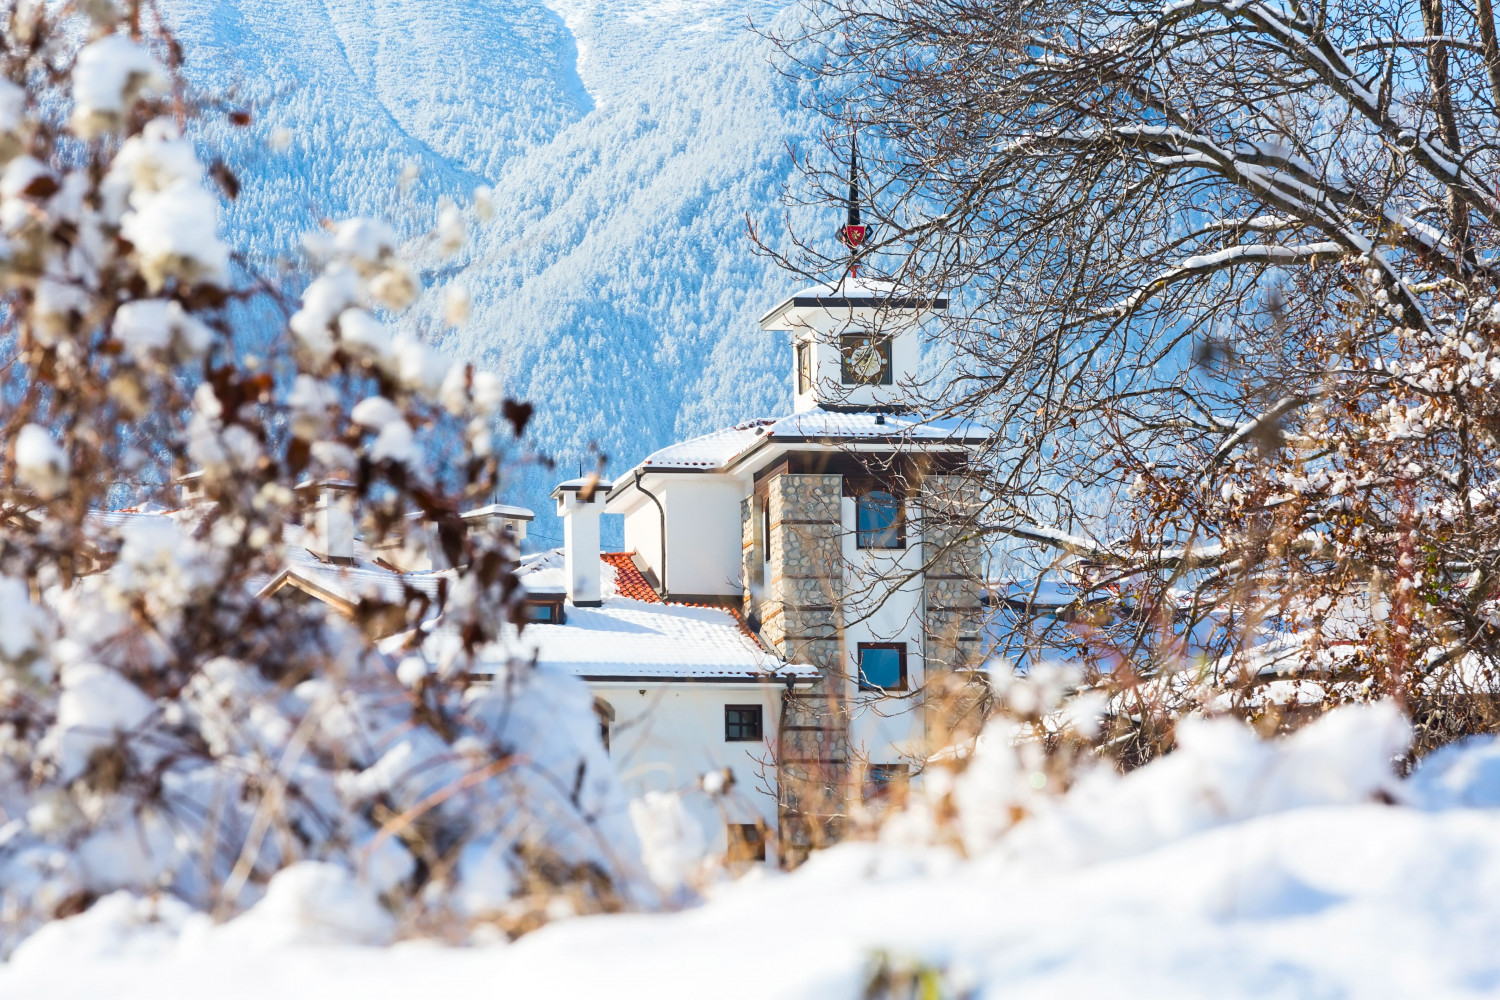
[
  {"xmin": 851, "ymin": 486, "xmax": 905, "ymax": 549},
  {"xmin": 727, "ymin": 823, "xmax": 767, "ymax": 862},
  {"xmin": 863, "ymin": 763, "xmax": 911, "ymax": 803},
  {"xmin": 525, "ymin": 597, "xmax": 565, "ymax": 624},
  {"xmin": 857, "ymin": 642, "xmax": 908, "ymax": 692},
  {"xmin": 796, "ymin": 340, "xmax": 812, "ymax": 394},
  {"xmin": 761, "ymin": 493, "xmax": 771, "ymax": 564},
  {"xmin": 839, "ymin": 332, "xmax": 893, "ymax": 386},
  {"xmin": 724, "ymin": 704, "xmax": 764, "ymax": 742}
]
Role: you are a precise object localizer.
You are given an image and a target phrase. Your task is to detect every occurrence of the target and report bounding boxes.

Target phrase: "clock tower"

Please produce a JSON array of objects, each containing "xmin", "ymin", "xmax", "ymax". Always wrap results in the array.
[
  {"xmin": 759, "ymin": 133, "xmax": 946, "ymax": 412},
  {"xmin": 759, "ymin": 278, "xmax": 946, "ymax": 412}
]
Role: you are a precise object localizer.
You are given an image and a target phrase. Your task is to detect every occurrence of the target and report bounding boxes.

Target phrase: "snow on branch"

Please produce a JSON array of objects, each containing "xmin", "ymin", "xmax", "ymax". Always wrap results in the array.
[{"xmin": 994, "ymin": 522, "xmax": 1228, "ymax": 570}]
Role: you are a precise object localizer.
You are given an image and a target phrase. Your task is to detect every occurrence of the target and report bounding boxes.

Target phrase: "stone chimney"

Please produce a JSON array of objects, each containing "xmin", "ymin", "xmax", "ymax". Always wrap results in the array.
[
  {"xmin": 300, "ymin": 478, "xmax": 356, "ymax": 563},
  {"xmin": 551, "ymin": 477, "xmax": 611, "ymax": 608}
]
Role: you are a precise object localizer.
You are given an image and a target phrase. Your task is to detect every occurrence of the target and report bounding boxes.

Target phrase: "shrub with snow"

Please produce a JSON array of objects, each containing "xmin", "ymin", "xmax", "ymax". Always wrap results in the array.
[{"xmin": 0, "ymin": 6, "xmax": 650, "ymax": 956}]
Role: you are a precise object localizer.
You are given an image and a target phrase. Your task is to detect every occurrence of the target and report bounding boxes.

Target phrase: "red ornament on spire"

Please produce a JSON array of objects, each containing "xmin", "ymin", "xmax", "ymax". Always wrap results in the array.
[{"xmin": 839, "ymin": 130, "xmax": 868, "ymax": 251}]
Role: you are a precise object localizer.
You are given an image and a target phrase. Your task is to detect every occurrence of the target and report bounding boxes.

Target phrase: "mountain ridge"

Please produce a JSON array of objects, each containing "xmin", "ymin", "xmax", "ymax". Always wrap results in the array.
[{"xmin": 169, "ymin": 0, "xmax": 817, "ymax": 546}]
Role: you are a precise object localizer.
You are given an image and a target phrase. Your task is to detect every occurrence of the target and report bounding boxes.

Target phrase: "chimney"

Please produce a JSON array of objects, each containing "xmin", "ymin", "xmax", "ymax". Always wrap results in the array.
[
  {"xmin": 551, "ymin": 477, "xmax": 611, "ymax": 607},
  {"xmin": 174, "ymin": 470, "xmax": 206, "ymax": 508},
  {"xmin": 300, "ymin": 478, "xmax": 356, "ymax": 563},
  {"xmin": 460, "ymin": 503, "xmax": 535, "ymax": 546}
]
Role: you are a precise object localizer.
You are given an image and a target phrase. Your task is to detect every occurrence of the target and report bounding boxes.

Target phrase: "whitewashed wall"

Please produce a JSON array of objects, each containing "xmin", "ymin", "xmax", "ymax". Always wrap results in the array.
[
  {"xmin": 839, "ymin": 495, "xmax": 926, "ymax": 765},
  {"xmin": 786, "ymin": 309, "xmax": 924, "ymax": 413},
  {"xmin": 590, "ymin": 681, "xmax": 784, "ymax": 864},
  {"xmin": 618, "ymin": 474, "xmax": 749, "ymax": 598},
  {"xmin": 620, "ymin": 502, "xmax": 662, "ymax": 585}
]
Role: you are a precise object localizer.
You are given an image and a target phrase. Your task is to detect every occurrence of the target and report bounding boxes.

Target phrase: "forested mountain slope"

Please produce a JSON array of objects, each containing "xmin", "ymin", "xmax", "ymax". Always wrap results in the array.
[{"xmin": 168, "ymin": 0, "xmax": 816, "ymax": 545}]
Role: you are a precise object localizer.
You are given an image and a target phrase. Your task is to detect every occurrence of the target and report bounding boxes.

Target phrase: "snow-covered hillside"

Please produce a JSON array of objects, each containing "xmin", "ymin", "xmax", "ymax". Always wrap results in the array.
[{"xmin": 168, "ymin": 0, "xmax": 817, "ymax": 545}]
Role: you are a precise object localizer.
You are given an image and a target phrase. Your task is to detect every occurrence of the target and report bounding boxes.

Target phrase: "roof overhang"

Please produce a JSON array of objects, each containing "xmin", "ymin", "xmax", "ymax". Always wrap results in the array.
[
  {"xmin": 581, "ymin": 673, "xmax": 820, "ymax": 685},
  {"xmin": 605, "ymin": 427, "xmax": 986, "ymax": 499},
  {"xmin": 258, "ymin": 567, "xmax": 358, "ymax": 617},
  {"xmin": 551, "ymin": 476, "xmax": 613, "ymax": 503},
  {"xmin": 759, "ymin": 291, "xmax": 948, "ymax": 331},
  {"xmin": 461, "ymin": 503, "xmax": 535, "ymax": 522},
  {"xmin": 720, "ymin": 432, "xmax": 980, "ymax": 478},
  {"xmin": 603, "ymin": 465, "xmax": 728, "ymax": 512}
]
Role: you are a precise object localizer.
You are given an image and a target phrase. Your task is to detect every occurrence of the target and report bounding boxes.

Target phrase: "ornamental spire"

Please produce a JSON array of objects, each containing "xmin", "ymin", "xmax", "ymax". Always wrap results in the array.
[{"xmin": 838, "ymin": 129, "xmax": 868, "ymax": 252}]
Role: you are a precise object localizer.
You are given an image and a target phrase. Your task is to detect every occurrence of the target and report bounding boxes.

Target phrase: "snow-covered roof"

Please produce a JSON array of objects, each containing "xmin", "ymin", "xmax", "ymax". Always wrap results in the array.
[
  {"xmin": 460, "ymin": 503, "xmax": 534, "ymax": 522},
  {"xmin": 514, "ymin": 548, "xmax": 581, "ymax": 597},
  {"xmin": 279, "ymin": 538, "xmax": 810, "ymax": 682},
  {"xmin": 989, "ymin": 577, "xmax": 1100, "ymax": 610},
  {"xmin": 480, "ymin": 549, "xmax": 814, "ymax": 682},
  {"xmin": 552, "ymin": 476, "xmax": 612, "ymax": 496},
  {"xmin": 266, "ymin": 525, "xmax": 447, "ymax": 608},
  {"xmin": 614, "ymin": 407, "xmax": 988, "ymax": 479},
  {"xmin": 478, "ymin": 599, "xmax": 813, "ymax": 682},
  {"xmin": 759, "ymin": 276, "xmax": 948, "ymax": 329},
  {"xmin": 92, "ymin": 506, "xmax": 811, "ymax": 683}
]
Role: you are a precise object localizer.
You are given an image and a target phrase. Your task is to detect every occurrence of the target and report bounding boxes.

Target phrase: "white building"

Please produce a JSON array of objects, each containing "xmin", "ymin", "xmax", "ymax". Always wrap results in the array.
[
  {"xmin": 203, "ymin": 273, "xmax": 988, "ymax": 867},
  {"xmin": 249, "ymin": 483, "xmax": 817, "ymax": 867},
  {"xmin": 599, "ymin": 274, "xmax": 989, "ymax": 856}
]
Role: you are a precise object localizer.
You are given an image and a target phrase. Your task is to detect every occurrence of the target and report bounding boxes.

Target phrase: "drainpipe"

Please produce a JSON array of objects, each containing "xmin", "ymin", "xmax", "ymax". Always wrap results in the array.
[{"xmin": 633, "ymin": 468, "xmax": 668, "ymax": 600}]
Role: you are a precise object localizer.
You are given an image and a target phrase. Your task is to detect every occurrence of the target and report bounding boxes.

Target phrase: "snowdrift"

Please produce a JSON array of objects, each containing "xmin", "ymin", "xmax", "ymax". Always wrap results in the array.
[{"xmin": 6, "ymin": 702, "xmax": 1500, "ymax": 998}]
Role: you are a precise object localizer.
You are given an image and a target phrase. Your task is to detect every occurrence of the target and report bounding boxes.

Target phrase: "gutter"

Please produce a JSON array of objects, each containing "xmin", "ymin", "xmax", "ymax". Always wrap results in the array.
[
  {"xmin": 632, "ymin": 468, "xmax": 669, "ymax": 600},
  {"xmin": 582, "ymin": 675, "xmax": 821, "ymax": 686}
]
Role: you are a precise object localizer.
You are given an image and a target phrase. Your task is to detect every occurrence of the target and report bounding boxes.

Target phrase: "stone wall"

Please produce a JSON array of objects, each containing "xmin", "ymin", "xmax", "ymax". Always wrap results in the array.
[
  {"xmin": 776, "ymin": 686, "xmax": 850, "ymax": 865},
  {"xmin": 748, "ymin": 470, "xmax": 989, "ymax": 864},
  {"xmin": 919, "ymin": 474, "xmax": 985, "ymax": 672},
  {"xmin": 767, "ymin": 474, "xmax": 843, "ymax": 671},
  {"xmin": 754, "ymin": 473, "xmax": 851, "ymax": 865},
  {"xmin": 919, "ymin": 474, "xmax": 990, "ymax": 744}
]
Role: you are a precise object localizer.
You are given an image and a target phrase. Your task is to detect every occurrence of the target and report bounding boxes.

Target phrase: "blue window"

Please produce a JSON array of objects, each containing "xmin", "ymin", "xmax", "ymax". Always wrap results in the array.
[
  {"xmin": 856, "ymin": 490, "xmax": 903, "ymax": 549},
  {"xmin": 526, "ymin": 600, "xmax": 563, "ymax": 623},
  {"xmin": 857, "ymin": 643, "xmax": 907, "ymax": 691},
  {"xmin": 864, "ymin": 763, "xmax": 911, "ymax": 802}
]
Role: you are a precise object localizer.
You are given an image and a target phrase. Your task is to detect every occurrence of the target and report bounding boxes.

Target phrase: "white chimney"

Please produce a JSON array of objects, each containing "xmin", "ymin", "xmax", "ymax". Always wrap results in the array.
[
  {"xmin": 301, "ymin": 479, "xmax": 356, "ymax": 563},
  {"xmin": 174, "ymin": 470, "xmax": 207, "ymax": 508},
  {"xmin": 552, "ymin": 477, "xmax": 611, "ymax": 607},
  {"xmin": 460, "ymin": 503, "xmax": 535, "ymax": 545}
]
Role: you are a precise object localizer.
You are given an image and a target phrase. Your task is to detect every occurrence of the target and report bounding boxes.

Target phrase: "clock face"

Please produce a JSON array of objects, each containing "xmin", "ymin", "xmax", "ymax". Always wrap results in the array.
[{"xmin": 849, "ymin": 340, "xmax": 884, "ymax": 381}]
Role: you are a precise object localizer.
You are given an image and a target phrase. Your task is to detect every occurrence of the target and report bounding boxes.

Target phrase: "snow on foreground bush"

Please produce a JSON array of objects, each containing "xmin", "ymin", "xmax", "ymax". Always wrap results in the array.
[
  {"xmin": 0, "ymin": 5, "xmax": 656, "ymax": 954},
  {"xmin": 6, "ymin": 702, "xmax": 1500, "ymax": 999}
]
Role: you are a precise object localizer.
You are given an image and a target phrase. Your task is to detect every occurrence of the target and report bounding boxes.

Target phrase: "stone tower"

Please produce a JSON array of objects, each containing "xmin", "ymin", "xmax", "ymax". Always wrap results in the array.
[{"xmin": 748, "ymin": 276, "xmax": 985, "ymax": 862}]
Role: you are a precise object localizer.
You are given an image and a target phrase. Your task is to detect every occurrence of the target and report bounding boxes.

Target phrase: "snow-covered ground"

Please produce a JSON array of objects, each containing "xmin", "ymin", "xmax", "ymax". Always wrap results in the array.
[
  {"xmin": 166, "ymin": 0, "xmax": 818, "ymax": 547},
  {"xmin": 7, "ymin": 704, "xmax": 1500, "ymax": 998}
]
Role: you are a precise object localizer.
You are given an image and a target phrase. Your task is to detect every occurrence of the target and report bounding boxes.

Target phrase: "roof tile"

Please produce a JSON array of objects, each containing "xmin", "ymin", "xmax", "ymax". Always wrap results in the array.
[{"xmin": 601, "ymin": 551, "xmax": 661, "ymax": 603}]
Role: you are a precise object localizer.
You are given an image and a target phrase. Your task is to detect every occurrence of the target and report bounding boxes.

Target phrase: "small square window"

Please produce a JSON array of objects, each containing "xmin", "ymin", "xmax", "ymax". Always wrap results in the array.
[
  {"xmin": 727, "ymin": 823, "xmax": 767, "ymax": 862},
  {"xmin": 796, "ymin": 340, "xmax": 813, "ymax": 395},
  {"xmin": 857, "ymin": 643, "xmax": 907, "ymax": 691},
  {"xmin": 526, "ymin": 600, "xmax": 563, "ymax": 623},
  {"xmin": 724, "ymin": 704, "xmax": 763, "ymax": 741},
  {"xmin": 863, "ymin": 764, "xmax": 911, "ymax": 803},
  {"xmin": 840, "ymin": 332, "xmax": 892, "ymax": 386}
]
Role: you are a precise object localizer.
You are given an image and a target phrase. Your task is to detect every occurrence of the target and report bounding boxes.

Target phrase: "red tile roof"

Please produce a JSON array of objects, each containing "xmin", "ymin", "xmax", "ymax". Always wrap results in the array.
[
  {"xmin": 602, "ymin": 551, "xmax": 661, "ymax": 603},
  {"xmin": 601, "ymin": 551, "xmax": 761, "ymax": 642}
]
